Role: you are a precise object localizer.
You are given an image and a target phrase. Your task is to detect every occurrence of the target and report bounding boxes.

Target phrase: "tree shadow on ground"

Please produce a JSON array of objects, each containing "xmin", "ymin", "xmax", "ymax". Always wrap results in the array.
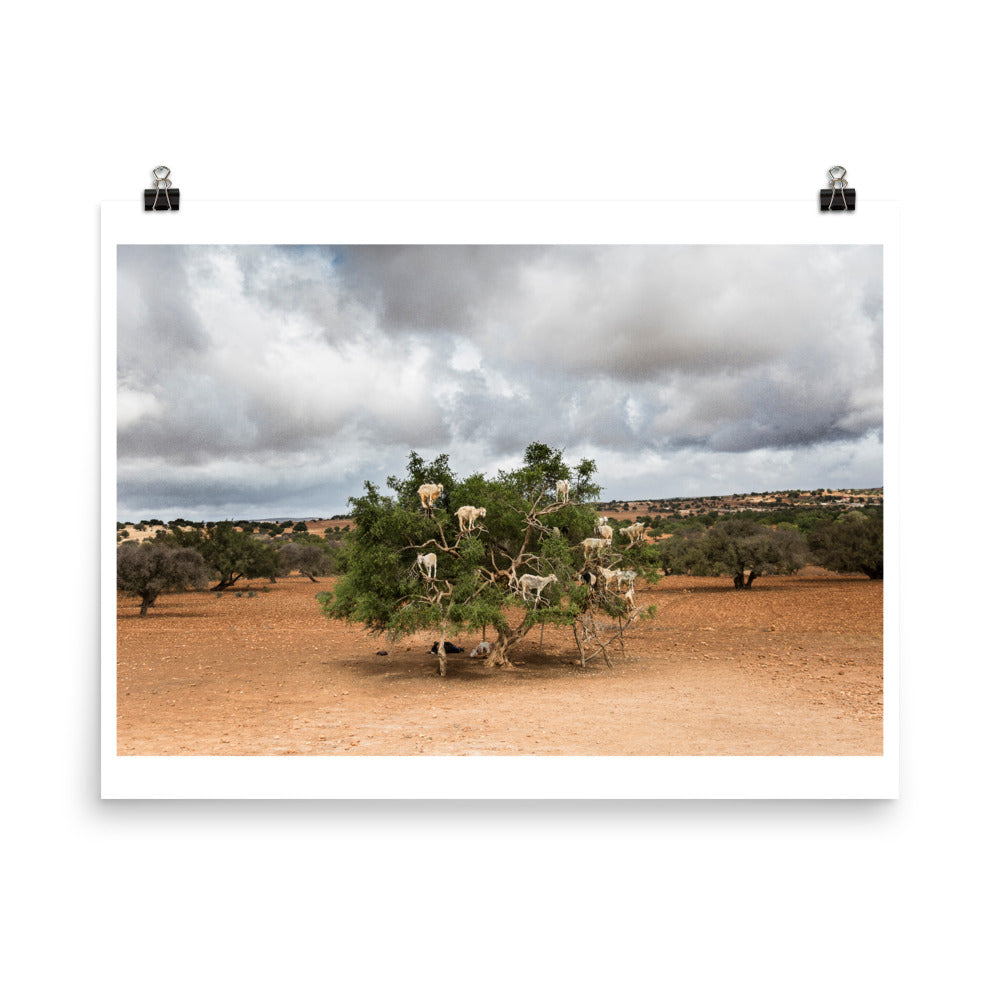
[{"xmin": 347, "ymin": 650, "xmax": 606, "ymax": 683}]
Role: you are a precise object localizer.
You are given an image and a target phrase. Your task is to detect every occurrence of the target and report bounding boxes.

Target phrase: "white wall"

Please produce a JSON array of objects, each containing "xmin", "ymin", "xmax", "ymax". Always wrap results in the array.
[{"xmin": 3, "ymin": 2, "xmax": 995, "ymax": 997}]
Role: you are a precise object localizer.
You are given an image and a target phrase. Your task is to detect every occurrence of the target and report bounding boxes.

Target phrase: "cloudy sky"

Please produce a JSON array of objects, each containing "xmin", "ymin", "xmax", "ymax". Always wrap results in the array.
[{"xmin": 117, "ymin": 244, "xmax": 883, "ymax": 521}]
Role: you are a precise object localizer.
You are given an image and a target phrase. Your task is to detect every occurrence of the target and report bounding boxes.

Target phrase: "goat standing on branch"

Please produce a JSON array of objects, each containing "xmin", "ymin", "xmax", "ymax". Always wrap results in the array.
[
  {"xmin": 621, "ymin": 522, "xmax": 648, "ymax": 545},
  {"xmin": 556, "ymin": 479, "xmax": 570, "ymax": 503},
  {"xmin": 581, "ymin": 536, "xmax": 612, "ymax": 557},
  {"xmin": 456, "ymin": 505, "xmax": 486, "ymax": 533},
  {"xmin": 416, "ymin": 552, "xmax": 437, "ymax": 579},
  {"xmin": 516, "ymin": 572, "xmax": 558, "ymax": 606},
  {"xmin": 418, "ymin": 483, "xmax": 444, "ymax": 512}
]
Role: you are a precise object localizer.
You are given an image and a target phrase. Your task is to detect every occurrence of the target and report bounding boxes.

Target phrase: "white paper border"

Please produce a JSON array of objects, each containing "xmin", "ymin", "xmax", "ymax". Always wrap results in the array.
[{"xmin": 101, "ymin": 200, "xmax": 899, "ymax": 799}]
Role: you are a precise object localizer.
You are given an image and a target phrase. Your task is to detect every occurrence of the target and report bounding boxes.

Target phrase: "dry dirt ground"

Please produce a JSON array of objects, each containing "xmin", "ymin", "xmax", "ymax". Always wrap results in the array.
[{"xmin": 117, "ymin": 570, "xmax": 882, "ymax": 756}]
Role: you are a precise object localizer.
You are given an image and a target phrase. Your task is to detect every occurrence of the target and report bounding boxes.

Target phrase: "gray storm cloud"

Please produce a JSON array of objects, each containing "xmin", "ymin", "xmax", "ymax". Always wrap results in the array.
[{"xmin": 117, "ymin": 243, "xmax": 882, "ymax": 519}]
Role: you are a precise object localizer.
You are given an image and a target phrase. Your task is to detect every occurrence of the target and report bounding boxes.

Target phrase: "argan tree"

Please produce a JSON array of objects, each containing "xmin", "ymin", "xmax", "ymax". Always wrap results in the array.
[
  {"xmin": 278, "ymin": 539, "xmax": 334, "ymax": 582},
  {"xmin": 117, "ymin": 542, "xmax": 208, "ymax": 616},
  {"xmin": 318, "ymin": 443, "xmax": 659, "ymax": 675},
  {"xmin": 660, "ymin": 518, "xmax": 808, "ymax": 587},
  {"xmin": 808, "ymin": 510, "xmax": 883, "ymax": 579},
  {"xmin": 165, "ymin": 521, "xmax": 279, "ymax": 590}
]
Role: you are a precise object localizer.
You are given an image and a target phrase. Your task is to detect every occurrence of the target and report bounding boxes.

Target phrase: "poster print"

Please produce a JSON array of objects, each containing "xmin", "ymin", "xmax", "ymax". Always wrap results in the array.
[{"xmin": 102, "ymin": 202, "xmax": 898, "ymax": 798}]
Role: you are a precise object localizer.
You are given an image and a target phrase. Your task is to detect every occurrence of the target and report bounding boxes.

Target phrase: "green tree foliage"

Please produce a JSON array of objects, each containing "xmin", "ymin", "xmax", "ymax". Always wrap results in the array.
[
  {"xmin": 167, "ymin": 521, "xmax": 279, "ymax": 590},
  {"xmin": 117, "ymin": 542, "xmax": 207, "ymax": 616},
  {"xmin": 660, "ymin": 519, "xmax": 808, "ymax": 588},
  {"xmin": 318, "ymin": 443, "xmax": 658, "ymax": 674},
  {"xmin": 808, "ymin": 510, "xmax": 883, "ymax": 579}
]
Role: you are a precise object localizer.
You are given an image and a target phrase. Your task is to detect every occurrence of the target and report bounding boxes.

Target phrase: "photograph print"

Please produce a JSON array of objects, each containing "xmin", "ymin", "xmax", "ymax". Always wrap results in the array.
[{"xmin": 116, "ymin": 243, "xmax": 884, "ymax": 757}]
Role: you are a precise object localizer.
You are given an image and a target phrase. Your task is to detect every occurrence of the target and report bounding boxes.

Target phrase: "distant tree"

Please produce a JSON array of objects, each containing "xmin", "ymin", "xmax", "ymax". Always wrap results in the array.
[
  {"xmin": 808, "ymin": 510, "xmax": 883, "ymax": 579},
  {"xmin": 661, "ymin": 519, "xmax": 808, "ymax": 588},
  {"xmin": 170, "ymin": 521, "xmax": 280, "ymax": 590},
  {"xmin": 117, "ymin": 542, "xmax": 207, "ymax": 617},
  {"xmin": 293, "ymin": 521, "xmax": 308, "ymax": 533},
  {"xmin": 279, "ymin": 541, "xmax": 333, "ymax": 582}
]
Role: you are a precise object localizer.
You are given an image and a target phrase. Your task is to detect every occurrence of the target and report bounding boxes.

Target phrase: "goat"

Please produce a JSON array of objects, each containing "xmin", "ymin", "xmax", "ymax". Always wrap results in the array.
[
  {"xmin": 596, "ymin": 523, "xmax": 614, "ymax": 540},
  {"xmin": 621, "ymin": 522, "xmax": 648, "ymax": 544},
  {"xmin": 581, "ymin": 537, "xmax": 612, "ymax": 555},
  {"xmin": 596, "ymin": 516, "xmax": 610, "ymax": 527},
  {"xmin": 615, "ymin": 569, "xmax": 637, "ymax": 591},
  {"xmin": 597, "ymin": 566, "xmax": 618, "ymax": 588},
  {"xmin": 556, "ymin": 480, "xmax": 570, "ymax": 503},
  {"xmin": 576, "ymin": 570, "xmax": 599, "ymax": 588},
  {"xmin": 517, "ymin": 572, "xmax": 558, "ymax": 603},
  {"xmin": 456, "ymin": 505, "xmax": 486, "ymax": 532},
  {"xmin": 416, "ymin": 552, "xmax": 437, "ymax": 579},
  {"xmin": 429, "ymin": 640, "xmax": 464, "ymax": 654},
  {"xmin": 469, "ymin": 641, "xmax": 491, "ymax": 659},
  {"xmin": 418, "ymin": 483, "xmax": 444, "ymax": 510}
]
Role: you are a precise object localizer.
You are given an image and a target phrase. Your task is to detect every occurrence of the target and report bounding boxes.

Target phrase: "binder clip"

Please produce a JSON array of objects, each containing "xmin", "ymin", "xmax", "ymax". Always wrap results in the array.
[
  {"xmin": 144, "ymin": 166, "xmax": 180, "ymax": 211},
  {"xmin": 819, "ymin": 166, "xmax": 855, "ymax": 211}
]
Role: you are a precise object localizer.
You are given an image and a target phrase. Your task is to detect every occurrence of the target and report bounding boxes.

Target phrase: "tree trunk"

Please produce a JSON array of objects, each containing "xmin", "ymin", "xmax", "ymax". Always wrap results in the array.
[
  {"xmin": 139, "ymin": 594, "xmax": 152, "ymax": 617},
  {"xmin": 483, "ymin": 614, "xmax": 536, "ymax": 670},
  {"xmin": 573, "ymin": 622, "xmax": 588, "ymax": 668},
  {"xmin": 484, "ymin": 630, "xmax": 512, "ymax": 670},
  {"xmin": 746, "ymin": 570, "xmax": 757, "ymax": 588},
  {"xmin": 436, "ymin": 625, "xmax": 448, "ymax": 676}
]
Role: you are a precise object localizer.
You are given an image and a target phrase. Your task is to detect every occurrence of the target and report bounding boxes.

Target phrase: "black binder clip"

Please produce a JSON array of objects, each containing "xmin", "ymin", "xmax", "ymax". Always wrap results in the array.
[
  {"xmin": 820, "ymin": 165, "xmax": 855, "ymax": 211},
  {"xmin": 144, "ymin": 166, "xmax": 180, "ymax": 211}
]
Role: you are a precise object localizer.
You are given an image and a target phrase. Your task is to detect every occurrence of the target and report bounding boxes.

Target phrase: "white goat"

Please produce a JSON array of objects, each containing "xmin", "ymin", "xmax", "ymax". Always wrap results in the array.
[
  {"xmin": 418, "ymin": 483, "xmax": 444, "ymax": 510},
  {"xmin": 596, "ymin": 523, "xmax": 614, "ymax": 541},
  {"xmin": 581, "ymin": 537, "xmax": 612, "ymax": 555},
  {"xmin": 416, "ymin": 552, "xmax": 437, "ymax": 579},
  {"xmin": 456, "ymin": 505, "xmax": 486, "ymax": 532},
  {"xmin": 517, "ymin": 573, "xmax": 558, "ymax": 603},
  {"xmin": 596, "ymin": 516, "xmax": 610, "ymax": 527},
  {"xmin": 556, "ymin": 480, "xmax": 570, "ymax": 503},
  {"xmin": 615, "ymin": 569, "xmax": 637, "ymax": 592},
  {"xmin": 597, "ymin": 566, "xmax": 618, "ymax": 588},
  {"xmin": 469, "ymin": 641, "xmax": 491, "ymax": 658},
  {"xmin": 621, "ymin": 522, "xmax": 648, "ymax": 544}
]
